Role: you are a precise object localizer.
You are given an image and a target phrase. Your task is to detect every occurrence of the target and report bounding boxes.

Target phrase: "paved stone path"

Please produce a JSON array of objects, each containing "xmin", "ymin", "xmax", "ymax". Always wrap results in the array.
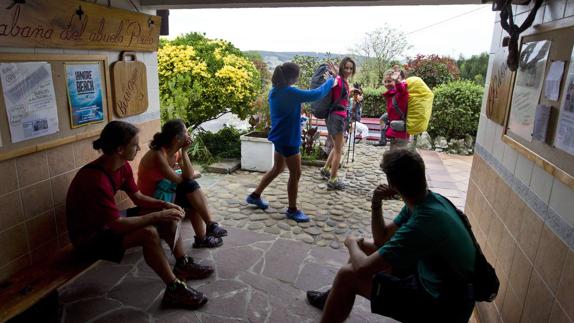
[
  {"xmin": 204, "ymin": 143, "xmax": 469, "ymax": 250},
  {"xmin": 59, "ymin": 227, "xmax": 395, "ymax": 323}
]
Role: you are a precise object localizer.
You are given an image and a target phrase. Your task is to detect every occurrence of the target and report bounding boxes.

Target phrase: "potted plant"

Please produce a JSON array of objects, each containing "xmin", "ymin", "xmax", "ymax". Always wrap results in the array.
[{"xmin": 240, "ymin": 94, "xmax": 274, "ymax": 172}]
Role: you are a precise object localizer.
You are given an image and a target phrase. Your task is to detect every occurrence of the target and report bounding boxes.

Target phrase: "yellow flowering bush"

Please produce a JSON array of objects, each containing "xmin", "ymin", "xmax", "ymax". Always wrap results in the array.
[{"xmin": 158, "ymin": 33, "xmax": 261, "ymax": 129}]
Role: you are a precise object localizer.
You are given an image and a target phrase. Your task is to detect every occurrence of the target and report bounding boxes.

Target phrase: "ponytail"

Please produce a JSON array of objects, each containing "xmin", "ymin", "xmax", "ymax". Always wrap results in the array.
[
  {"xmin": 92, "ymin": 121, "xmax": 139, "ymax": 155},
  {"xmin": 149, "ymin": 119, "xmax": 187, "ymax": 150},
  {"xmin": 271, "ymin": 62, "xmax": 300, "ymax": 88}
]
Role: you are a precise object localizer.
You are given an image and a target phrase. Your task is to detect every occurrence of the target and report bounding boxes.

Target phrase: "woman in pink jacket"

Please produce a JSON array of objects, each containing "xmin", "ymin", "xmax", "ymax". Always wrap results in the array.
[{"xmin": 381, "ymin": 66, "xmax": 409, "ymax": 150}]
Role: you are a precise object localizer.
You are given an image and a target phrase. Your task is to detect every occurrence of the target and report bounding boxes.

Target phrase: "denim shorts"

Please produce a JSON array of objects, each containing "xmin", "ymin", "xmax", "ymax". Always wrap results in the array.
[
  {"xmin": 274, "ymin": 145, "xmax": 300, "ymax": 158},
  {"xmin": 326, "ymin": 113, "xmax": 347, "ymax": 136}
]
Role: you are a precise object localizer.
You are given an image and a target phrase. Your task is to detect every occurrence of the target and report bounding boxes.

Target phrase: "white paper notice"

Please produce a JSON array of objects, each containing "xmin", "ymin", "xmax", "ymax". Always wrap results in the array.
[
  {"xmin": 508, "ymin": 40, "xmax": 551, "ymax": 141},
  {"xmin": 532, "ymin": 104, "xmax": 551, "ymax": 142},
  {"xmin": 555, "ymin": 53, "xmax": 574, "ymax": 156},
  {"xmin": 545, "ymin": 61, "xmax": 565, "ymax": 101},
  {"xmin": 0, "ymin": 62, "xmax": 59, "ymax": 143}
]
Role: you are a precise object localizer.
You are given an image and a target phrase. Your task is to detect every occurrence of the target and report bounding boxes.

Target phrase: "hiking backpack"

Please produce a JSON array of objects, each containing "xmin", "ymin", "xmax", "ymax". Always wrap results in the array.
[
  {"xmin": 440, "ymin": 194, "xmax": 500, "ymax": 302},
  {"xmin": 309, "ymin": 64, "xmax": 345, "ymax": 119},
  {"xmin": 405, "ymin": 76, "xmax": 433, "ymax": 135}
]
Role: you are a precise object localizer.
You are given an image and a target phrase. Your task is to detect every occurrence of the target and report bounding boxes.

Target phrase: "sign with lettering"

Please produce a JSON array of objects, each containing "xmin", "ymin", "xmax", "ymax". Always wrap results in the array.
[
  {"xmin": 0, "ymin": 0, "xmax": 160, "ymax": 52},
  {"xmin": 487, "ymin": 46, "xmax": 514, "ymax": 125},
  {"xmin": 112, "ymin": 52, "xmax": 148, "ymax": 117},
  {"xmin": 65, "ymin": 62, "xmax": 104, "ymax": 128}
]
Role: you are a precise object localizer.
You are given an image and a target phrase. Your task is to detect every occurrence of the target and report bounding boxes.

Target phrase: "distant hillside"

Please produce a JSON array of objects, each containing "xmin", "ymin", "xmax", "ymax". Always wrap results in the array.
[{"xmin": 246, "ymin": 50, "xmax": 349, "ymax": 69}]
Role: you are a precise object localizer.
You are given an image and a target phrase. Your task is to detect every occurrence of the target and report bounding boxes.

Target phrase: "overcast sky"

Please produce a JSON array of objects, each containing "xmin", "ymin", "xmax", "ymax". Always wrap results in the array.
[{"xmin": 168, "ymin": 4, "xmax": 496, "ymax": 58}]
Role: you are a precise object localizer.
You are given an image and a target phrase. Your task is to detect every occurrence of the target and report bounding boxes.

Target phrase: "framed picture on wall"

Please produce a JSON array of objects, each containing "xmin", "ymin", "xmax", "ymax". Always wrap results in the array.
[
  {"xmin": 555, "ymin": 49, "xmax": 574, "ymax": 156},
  {"xmin": 65, "ymin": 62, "xmax": 105, "ymax": 128},
  {"xmin": 507, "ymin": 40, "xmax": 551, "ymax": 141}
]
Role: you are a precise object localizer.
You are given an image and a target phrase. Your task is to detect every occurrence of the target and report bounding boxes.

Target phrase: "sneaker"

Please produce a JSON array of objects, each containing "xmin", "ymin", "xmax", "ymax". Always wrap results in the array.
[
  {"xmin": 320, "ymin": 168, "xmax": 331, "ymax": 180},
  {"xmin": 173, "ymin": 256, "xmax": 214, "ymax": 280},
  {"xmin": 286, "ymin": 209, "xmax": 310, "ymax": 223},
  {"xmin": 192, "ymin": 235, "xmax": 223, "ymax": 248},
  {"xmin": 327, "ymin": 178, "xmax": 347, "ymax": 190},
  {"xmin": 246, "ymin": 195, "xmax": 269, "ymax": 210},
  {"xmin": 307, "ymin": 289, "xmax": 330, "ymax": 310},
  {"xmin": 207, "ymin": 222, "xmax": 227, "ymax": 237},
  {"xmin": 163, "ymin": 279, "xmax": 208, "ymax": 309}
]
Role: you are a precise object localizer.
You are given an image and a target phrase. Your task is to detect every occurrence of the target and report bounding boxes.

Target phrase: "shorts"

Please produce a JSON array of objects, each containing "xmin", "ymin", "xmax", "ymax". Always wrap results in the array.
[
  {"xmin": 326, "ymin": 113, "xmax": 347, "ymax": 136},
  {"xmin": 174, "ymin": 179, "xmax": 201, "ymax": 209},
  {"xmin": 274, "ymin": 145, "xmax": 300, "ymax": 158},
  {"xmin": 86, "ymin": 229, "xmax": 125, "ymax": 263},
  {"xmin": 370, "ymin": 272, "xmax": 474, "ymax": 323}
]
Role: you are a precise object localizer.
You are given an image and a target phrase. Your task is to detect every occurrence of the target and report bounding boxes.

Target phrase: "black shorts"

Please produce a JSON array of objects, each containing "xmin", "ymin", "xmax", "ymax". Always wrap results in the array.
[
  {"xmin": 370, "ymin": 273, "xmax": 474, "ymax": 323},
  {"xmin": 174, "ymin": 179, "xmax": 201, "ymax": 209},
  {"xmin": 86, "ymin": 229, "xmax": 125, "ymax": 263}
]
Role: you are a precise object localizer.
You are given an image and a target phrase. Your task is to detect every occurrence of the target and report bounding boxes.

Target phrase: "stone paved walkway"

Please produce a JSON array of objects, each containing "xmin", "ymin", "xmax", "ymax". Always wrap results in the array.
[
  {"xmin": 59, "ymin": 144, "xmax": 473, "ymax": 322},
  {"xmin": 59, "ymin": 227, "xmax": 394, "ymax": 323},
  {"xmin": 205, "ymin": 143, "xmax": 470, "ymax": 250}
]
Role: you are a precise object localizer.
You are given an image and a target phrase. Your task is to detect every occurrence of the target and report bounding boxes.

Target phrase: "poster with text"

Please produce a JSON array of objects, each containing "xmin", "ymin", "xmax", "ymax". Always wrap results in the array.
[
  {"xmin": 508, "ymin": 40, "xmax": 551, "ymax": 141},
  {"xmin": 65, "ymin": 63, "xmax": 104, "ymax": 128},
  {"xmin": 0, "ymin": 62, "xmax": 59, "ymax": 143},
  {"xmin": 555, "ymin": 52, "xmax": 574, "ymax": 156}
]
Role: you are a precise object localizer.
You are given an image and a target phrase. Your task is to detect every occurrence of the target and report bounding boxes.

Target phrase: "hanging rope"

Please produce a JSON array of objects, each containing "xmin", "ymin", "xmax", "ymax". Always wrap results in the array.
[{"xmin": 498, "ymin": 0, "xmax": 544, "ymax": 71}]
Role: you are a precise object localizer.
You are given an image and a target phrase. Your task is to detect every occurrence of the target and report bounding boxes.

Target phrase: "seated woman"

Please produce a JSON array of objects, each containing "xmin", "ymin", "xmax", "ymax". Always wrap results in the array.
[{"xmin": 138, "ymin": 119, "xmax": 227, "ymax": 248}]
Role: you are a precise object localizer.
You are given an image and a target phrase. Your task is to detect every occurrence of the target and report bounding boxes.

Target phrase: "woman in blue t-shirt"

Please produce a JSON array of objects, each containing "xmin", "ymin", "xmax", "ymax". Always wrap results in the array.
[{"xmin": 246, "ymin": 62, "xmax": 336, "ymax": 222}]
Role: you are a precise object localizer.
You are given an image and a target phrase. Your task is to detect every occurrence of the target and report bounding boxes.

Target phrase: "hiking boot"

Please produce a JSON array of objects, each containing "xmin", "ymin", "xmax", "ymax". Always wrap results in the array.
[
  {"xmin": 307, "ymin": 289, "xmax": 330, "ymax": 310},
  {"xmin": 246, "ymin": 195, "xmax": 269, "ymax": 210},
  {"xmin": 207, "ymin": 222, "xmax": 227, "ymax": 237},
  {"xmin": 192, "ymin": 235, "xmax": 223, "ymax": 248},
  {"xmin": 173, "ymin": 256, "xmax": 214, "ymax": 280},
  {"xmin": 163, "ymin": 279, "xmax": 208, "ymax": 309},
  {"xmin": 286, "ymin": 209, "xmax": 310, "ymax": 223},
  {"xmin": 327, "ymin": 178, "xmax": 347, "ymax": 190},
  {"xmin": 320, "ymin": 168, "xmax": 331, "ymax": 180}
]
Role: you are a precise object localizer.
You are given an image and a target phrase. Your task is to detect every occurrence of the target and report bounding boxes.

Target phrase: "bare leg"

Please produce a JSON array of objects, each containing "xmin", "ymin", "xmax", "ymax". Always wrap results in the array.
[
  {"xmin": 284, "ymin": 153, "xmax": 302, "ymax": 209},
  {"xmin": 324, "ymin": 137, "xmax": 335, "ymax": 169},
  {"xmin": 186, "ymin": 208, "xmax": 206, "ymax": 239},
  {"xmin": 122, "ymin": 226, "xmax": 176, "ymax": 284},
  {"xmin": 329, "ymin": 133, "xmax": 345, "ymax": 180},
  {"xmin": 320, "ymin": 264, "xmax": 373, "ymax": 323},
  {"xmin": 184, "ymin": 189, "xmax": 217, "ymax": 235},
  {"xmin": 253, "ymin": 152, "xmax": 286, "ymax": 195}
]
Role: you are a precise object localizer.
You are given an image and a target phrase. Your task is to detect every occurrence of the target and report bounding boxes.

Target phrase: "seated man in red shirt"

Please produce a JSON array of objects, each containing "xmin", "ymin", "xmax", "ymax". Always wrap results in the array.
[{"xmin": 66, "ymin": 121, "xmax": 212, "ymax": 309}]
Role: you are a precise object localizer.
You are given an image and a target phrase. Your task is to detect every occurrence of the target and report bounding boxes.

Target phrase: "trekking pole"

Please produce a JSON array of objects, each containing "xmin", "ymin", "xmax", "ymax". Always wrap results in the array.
[
  {"xmin": 352, "ymin": 120, "xmax": 357, "ymax": 162},
  {"xmin": 346, "ymin": 120, "xmax": 352, "ymax": 164}
]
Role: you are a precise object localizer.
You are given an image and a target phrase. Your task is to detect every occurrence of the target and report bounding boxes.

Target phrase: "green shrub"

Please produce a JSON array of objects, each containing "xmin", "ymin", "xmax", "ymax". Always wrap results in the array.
[
  {"xmin": 189, "ymin": 126, "xmax": 245, "ymax": 164},
  {"xmin": 428, "ymin": 80, "xmax": 484, "ymax": 140},
  {"xmin": 360, "ymin": 87, "xmax": 386, "ymax": 118}
]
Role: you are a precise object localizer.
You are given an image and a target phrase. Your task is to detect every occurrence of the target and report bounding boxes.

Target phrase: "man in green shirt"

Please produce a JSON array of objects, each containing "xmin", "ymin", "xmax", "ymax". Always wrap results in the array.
[{"xmin": 307, "ymin": 149, "xmax": 476, "ymax": 323}]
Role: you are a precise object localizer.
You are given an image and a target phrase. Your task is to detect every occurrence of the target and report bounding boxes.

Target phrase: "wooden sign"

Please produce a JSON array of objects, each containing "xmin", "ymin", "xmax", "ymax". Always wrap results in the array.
[
  {"xmin": 0, "ymin": 0, "xmax": 160, "ymax": 52},
  {"xmin": 487, "ymin": 46, "xmax": 514, "ymax": 125},
  {"xmin": 112, "ymin": 52, "xmax": 148, "ymax": 117}
]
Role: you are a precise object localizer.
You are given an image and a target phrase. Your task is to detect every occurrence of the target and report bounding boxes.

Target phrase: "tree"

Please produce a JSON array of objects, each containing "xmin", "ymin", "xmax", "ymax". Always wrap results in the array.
[
  {"xmin": 352, "ymin": 25, "xmax": 410, "ymax": 87},
  {"xmin": 292, "ymin": 55, "xmax": 322, "ymax": 90},
  {"xmin": 244, "ymin": 51, "xmax": 272, "ymax": 90},
  {"xmin": 158, "ymin": 33, "xmax": 262, "ymax": 130},
  {"xmin": 457, "ymin": 52, "xmax": 489, "ymax": 85},
  {"xmin": 405, "ymin": 54, "xmax": 460, "ymax": 89}
]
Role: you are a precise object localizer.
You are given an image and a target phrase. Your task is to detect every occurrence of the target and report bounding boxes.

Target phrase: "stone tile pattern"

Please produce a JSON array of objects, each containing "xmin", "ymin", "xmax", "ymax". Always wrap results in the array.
[
  {"xmin": 59, "ymin": 227, "xmax": 398, "ymax": 323},
  {"xmin": 202, "ymin": 143, "xmax": 466, "ymax": 250}
]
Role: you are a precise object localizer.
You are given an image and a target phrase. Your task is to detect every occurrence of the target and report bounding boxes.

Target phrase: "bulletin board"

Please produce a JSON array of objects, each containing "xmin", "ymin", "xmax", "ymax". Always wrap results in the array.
[
  {"xmin": 503, "ymin": 22, "xmax": 574, "ymax": 188},
  {"xmin": 0, "ymin": 54, "xmax": 112, "ymax": 161}
]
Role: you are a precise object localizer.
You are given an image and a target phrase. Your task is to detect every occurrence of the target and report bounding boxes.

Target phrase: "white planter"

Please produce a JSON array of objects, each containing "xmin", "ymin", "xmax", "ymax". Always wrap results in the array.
[{"xmin": 240, "ymin": 132, "xmax": 274, "ymax": 172}]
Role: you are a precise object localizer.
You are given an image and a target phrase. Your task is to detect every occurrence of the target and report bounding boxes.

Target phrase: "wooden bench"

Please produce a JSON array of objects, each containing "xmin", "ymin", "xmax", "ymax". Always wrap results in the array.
[{"xmin": 0, "ymin": 245, "xmax": 97, "ymax": 322}]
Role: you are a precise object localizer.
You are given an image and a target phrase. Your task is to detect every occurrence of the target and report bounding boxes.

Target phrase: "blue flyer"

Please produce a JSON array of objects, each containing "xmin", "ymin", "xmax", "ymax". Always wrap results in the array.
[{"xmin": 65, "ymin": 63, "xmax": 105, "ymax": 128}]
